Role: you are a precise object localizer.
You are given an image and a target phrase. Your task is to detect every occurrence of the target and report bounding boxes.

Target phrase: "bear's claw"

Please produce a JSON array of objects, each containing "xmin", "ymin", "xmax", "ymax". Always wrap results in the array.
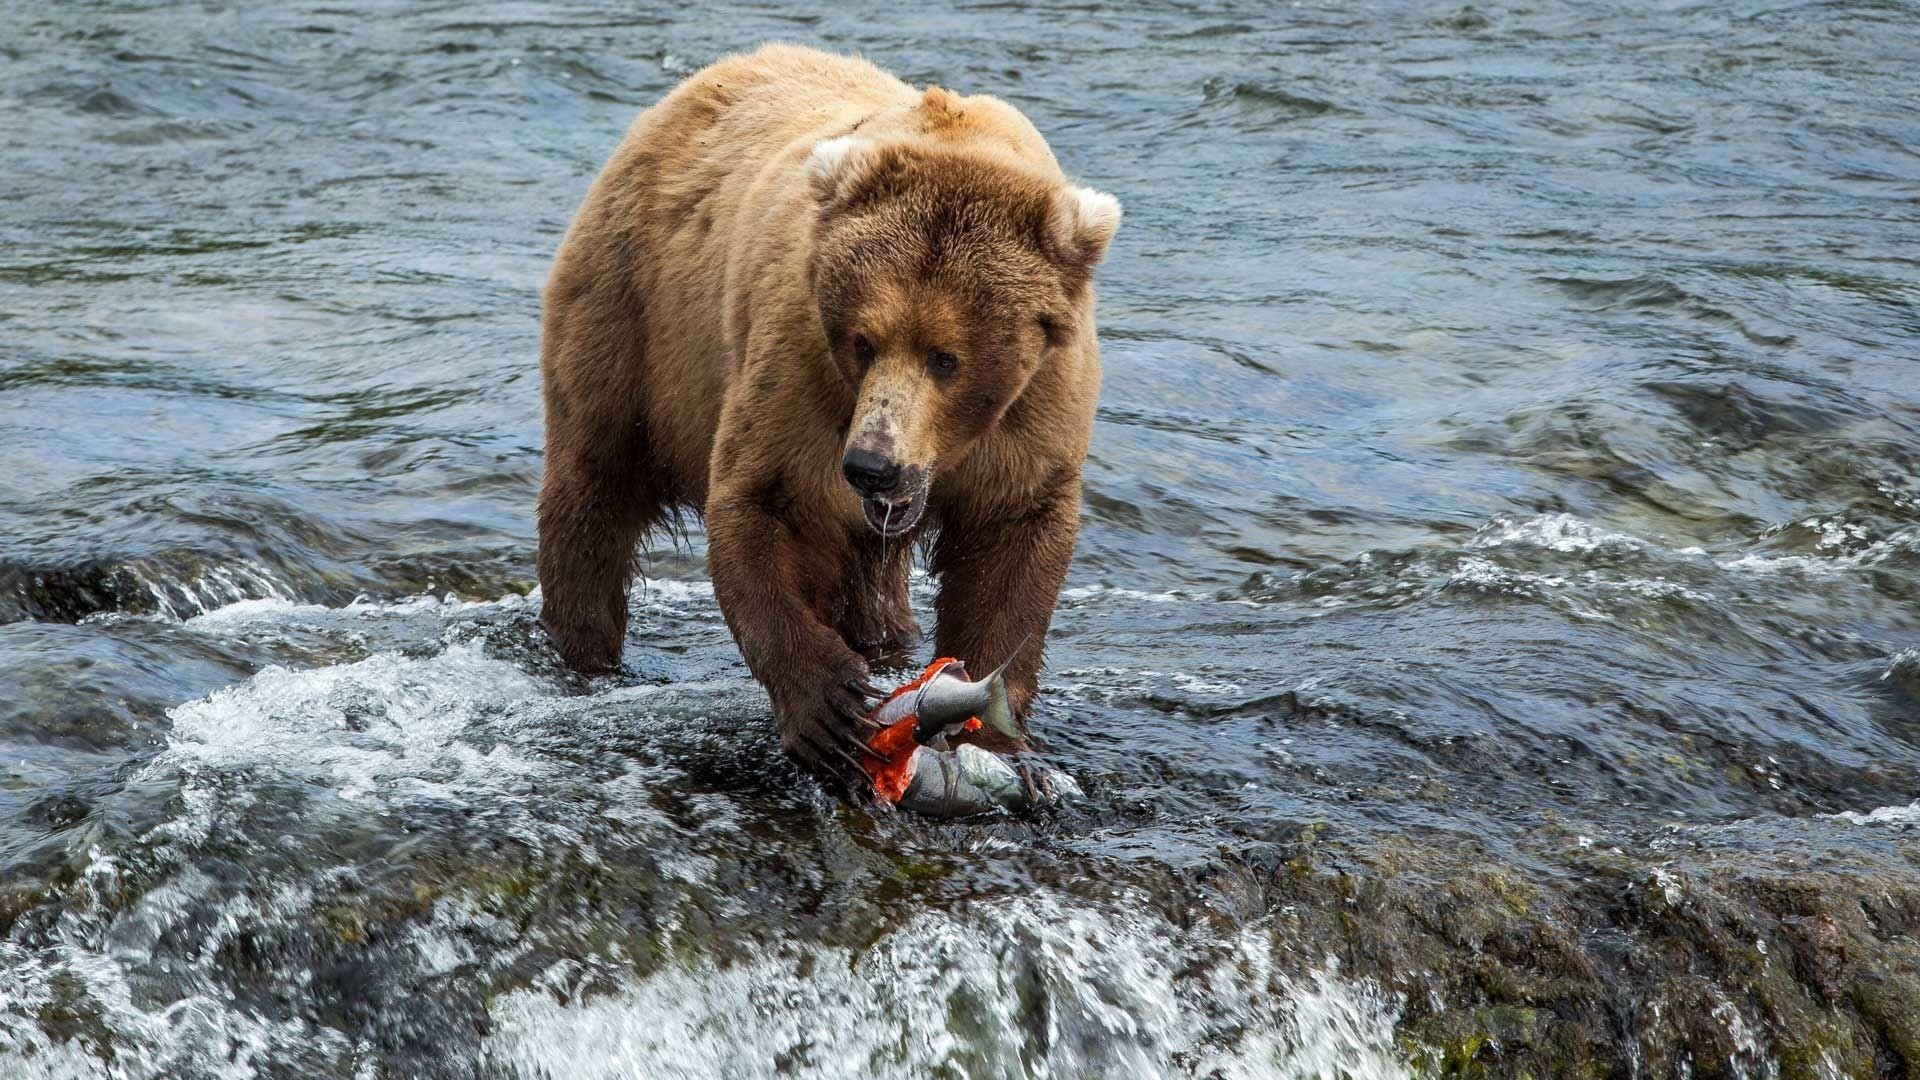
[{"xmin": 777, "ymin": 660, "xmax": 889, "ymax": 796}]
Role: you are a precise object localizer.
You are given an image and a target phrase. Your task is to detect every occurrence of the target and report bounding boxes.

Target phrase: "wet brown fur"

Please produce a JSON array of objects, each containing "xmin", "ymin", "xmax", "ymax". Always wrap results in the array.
[{"xmin": 536, "ymin": 45, "xmax": 1118, "ymax": 789}]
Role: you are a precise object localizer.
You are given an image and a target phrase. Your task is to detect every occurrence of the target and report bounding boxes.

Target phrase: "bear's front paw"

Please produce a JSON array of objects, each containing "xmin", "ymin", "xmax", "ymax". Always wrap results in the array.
[{"xmin": 775, "ymin": 657, "xmax": 886, "ymax": 798}]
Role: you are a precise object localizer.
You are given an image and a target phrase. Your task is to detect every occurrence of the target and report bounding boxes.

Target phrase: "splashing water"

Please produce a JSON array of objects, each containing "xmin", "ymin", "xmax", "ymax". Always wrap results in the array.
[{"xmin": 482, "ymin": 898, "xmax": 1410, "ymax": 1080}]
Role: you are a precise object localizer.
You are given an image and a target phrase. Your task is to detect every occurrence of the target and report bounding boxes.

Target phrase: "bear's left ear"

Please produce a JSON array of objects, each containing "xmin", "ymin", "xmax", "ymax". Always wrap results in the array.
[
  {"xmin": 1045, "ymin": 184, "xmax": 1122, "ymax": 270},
  {"xmin": 807, "ymin": 136, "xmax": 880, "ymax": 205}
]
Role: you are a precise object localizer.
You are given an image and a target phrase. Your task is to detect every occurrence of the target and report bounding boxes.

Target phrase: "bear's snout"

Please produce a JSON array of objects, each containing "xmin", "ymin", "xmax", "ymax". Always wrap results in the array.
[
  {"xmin": 842, "ymin": 442, "xmax": 929, "ymax": 537},
  {"xmin": 842, "ymin": 447, "xmax": 902, "ymax": 498}
]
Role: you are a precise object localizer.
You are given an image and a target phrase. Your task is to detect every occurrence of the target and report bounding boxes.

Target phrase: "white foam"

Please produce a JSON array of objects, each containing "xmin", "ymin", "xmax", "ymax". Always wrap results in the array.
[
  {"xmin": 1803, "ymin": 517, "xmax": 1870, "ymax": 552},
  {"xmin": 632, "ymin": 578, "xmax": 717, "ymax": 610},
  {"xmin": 178, "ymin": 579, "xmax": 723, "ymax": 636},
  {"xmin": 123, "ymin": 558, "xmax": 300, "ymax": 622},
  {"xmin": 1049, "ymin": 667, "xmax": 1257, "ymax": 708},
  {"xmin": 1469, "ymin": 513, "xmax": 1646, "ymax": 555},
  {"xmin": 1825, "ymin": 801, "xmax": 1920, "ymax": 826},
  {"xmin": 1446, "ymin": 555, "xmax": 1568, "ymax": 593},
  {"xmin": 0, "ymin": 634, "xmax": 582, "ymax": 1078},
  {"xmin": 1650, "ymin": 867, "xmax": 1685, "ymax": 906},
  {"xmin": 1172, "ymin": 671, "xmax": 1246, "ymax": 695},
  {"xmin": 1465, "ymin": 513, "xmax": 1919, "ymax": 581},
  {"xmin": 10, "ymin": 590, "xmax": 1421, "ymax": 1078},
  {"xmin": 1601, "ymin": 574, "xmax": 1716, "ymax": 605},
  {"xmin": 1722, "ymin": 525, "xmax": 1917, "ymax": 576},
  {"xmin": 1295, "ymin": 523, "xmax": 1716, "ymax": 619},
  {"xmin": 182, "ymin": 589, "xmax": 540, "ymax": 631},
  {"xmin": 1884, "ymin": 648, "xmax": 1919, "ymax": 687},
  {"xmin": 1444, "ymin": 556, "xmax": 1623, "ymax": 620},
  {"xmin": 1060, "ymin": 582, "xmax": 1190, "ymax": 605},
  {"xmin": 0, "ymin": 1039, "xmax": 104, "ymax": 1080},
  {"xmin": 1, "ymin": 855, "xmax": 357, "ymax": 1080},
  {"xmin": 481, "ymin": 894, "xmax": 1409, "ymax": 1080},
  {"xmin": 1876, "ymin": 480, "xmax": 1920, "ymax": 513},
  {"xmin": 164, "ymin": 642, "xmax": 545, "ymax": 805},
  {"xmin": 1709, "ymin": 996, "xmax": 1778, "ymax": 1080}
]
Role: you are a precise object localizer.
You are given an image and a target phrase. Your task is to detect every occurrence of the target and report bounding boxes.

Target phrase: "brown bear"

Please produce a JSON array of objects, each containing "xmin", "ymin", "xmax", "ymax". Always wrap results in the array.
[{"xmin": 536, "ymin": 44, "xmax": 1120, "ymax": 791}]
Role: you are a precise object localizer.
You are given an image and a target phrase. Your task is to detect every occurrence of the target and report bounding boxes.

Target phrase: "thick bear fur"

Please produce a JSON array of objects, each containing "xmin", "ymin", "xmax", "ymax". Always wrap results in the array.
[{"xmin": 536, "ymin": 45, "xmax": 1119, "ymax": 790}]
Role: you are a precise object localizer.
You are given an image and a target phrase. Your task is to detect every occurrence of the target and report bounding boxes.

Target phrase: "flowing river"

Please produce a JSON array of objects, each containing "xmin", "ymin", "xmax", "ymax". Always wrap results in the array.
[{"xmin": 3, "ymin": 1, "xmax": 1918, "ymax": 1076}]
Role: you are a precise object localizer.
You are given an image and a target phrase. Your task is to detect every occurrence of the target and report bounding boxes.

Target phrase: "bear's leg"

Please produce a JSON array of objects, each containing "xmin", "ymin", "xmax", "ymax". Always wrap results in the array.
[
  {"xmin": 706, "ymin": 482, "xmax": 885, "ymax": 795},
  {"xmin": 536, "ymin": 400, "xmax": 664, "ymax": 674},
  {"xmin": 929, "ymin": 482, "xmax": 1082, "ymax": 746}
]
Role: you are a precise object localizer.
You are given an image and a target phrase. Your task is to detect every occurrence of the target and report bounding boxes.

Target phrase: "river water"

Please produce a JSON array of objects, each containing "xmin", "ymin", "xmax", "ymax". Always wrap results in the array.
[{"xmin": 3, "ymin": 2, "xmax": 1918, "ymax": 1077}]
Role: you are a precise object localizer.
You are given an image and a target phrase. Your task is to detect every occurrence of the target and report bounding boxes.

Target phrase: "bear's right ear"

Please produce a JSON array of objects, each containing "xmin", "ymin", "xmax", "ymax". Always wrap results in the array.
[{"xmin": 807, "ymin": 136, "xmax": 880, "ymax": 205}]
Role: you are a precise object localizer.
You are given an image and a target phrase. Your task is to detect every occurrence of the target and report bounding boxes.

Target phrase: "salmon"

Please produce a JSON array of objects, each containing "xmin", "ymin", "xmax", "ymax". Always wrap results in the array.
[{"xmin": 863, "ymin": 657, "xmax": 1079, "ymax": 816}]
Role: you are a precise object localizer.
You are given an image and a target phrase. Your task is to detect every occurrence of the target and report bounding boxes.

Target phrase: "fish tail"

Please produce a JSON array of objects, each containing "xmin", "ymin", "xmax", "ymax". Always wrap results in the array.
[{"xmin": 978, "ymin": 644, "xmax": 1027, "ymax": 744}]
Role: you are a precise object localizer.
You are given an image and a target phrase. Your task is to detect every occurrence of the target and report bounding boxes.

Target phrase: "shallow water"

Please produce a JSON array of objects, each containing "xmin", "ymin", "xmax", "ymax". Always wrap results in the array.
[{"xmin": 3, "ymin": 1, "xmax": 1919, "ymax": 1076}]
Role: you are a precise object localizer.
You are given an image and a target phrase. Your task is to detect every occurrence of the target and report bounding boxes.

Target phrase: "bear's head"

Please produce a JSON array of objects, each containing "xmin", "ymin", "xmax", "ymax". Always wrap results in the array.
[{"xmin": 806, "ymin": 134, "xmax": 1120, "ymax": 537}]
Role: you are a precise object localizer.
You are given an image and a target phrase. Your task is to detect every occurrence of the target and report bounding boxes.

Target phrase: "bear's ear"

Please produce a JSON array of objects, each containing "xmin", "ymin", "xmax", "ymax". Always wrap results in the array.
[
  {"xmin": 1044, "ymin": 184, "xmax": 1122, "ymax": 270},
  {"xmin": 807, "ymin": 136, "xmax": 879, "ymax": 205}
]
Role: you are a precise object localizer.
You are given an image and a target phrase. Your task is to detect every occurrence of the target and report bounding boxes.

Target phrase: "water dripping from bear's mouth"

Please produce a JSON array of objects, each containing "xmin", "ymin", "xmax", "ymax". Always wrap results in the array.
[{"xmin": 4, "ymin": 1, "xmax": 1920, "ymax": 1077}]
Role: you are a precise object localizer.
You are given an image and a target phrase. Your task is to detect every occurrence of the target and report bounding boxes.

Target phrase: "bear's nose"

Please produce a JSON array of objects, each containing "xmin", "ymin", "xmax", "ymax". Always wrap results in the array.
[{"xmin": 842, "ymin": 447, "xmax": 902, "ymax": 498}]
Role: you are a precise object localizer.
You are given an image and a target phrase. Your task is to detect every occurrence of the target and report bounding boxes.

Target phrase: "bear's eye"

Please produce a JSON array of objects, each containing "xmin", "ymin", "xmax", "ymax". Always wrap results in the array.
[
  {"xmin": 1037, "ymin": 313, "xmax": 1063, "ymax": 345},
  {"xmin": 927, "ymin": 349, "xmax": 959, "ymax": 377},
  {"xmin": 851, "ymin": 334, "xmax": 876, "ymax": 368}
]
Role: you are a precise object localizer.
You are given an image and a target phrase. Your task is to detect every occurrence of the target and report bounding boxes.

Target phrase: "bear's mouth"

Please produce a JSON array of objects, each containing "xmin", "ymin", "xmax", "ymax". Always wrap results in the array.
[{"xmin": 862, "ymin": 481, "xmax": 928, "ymax": 537}]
